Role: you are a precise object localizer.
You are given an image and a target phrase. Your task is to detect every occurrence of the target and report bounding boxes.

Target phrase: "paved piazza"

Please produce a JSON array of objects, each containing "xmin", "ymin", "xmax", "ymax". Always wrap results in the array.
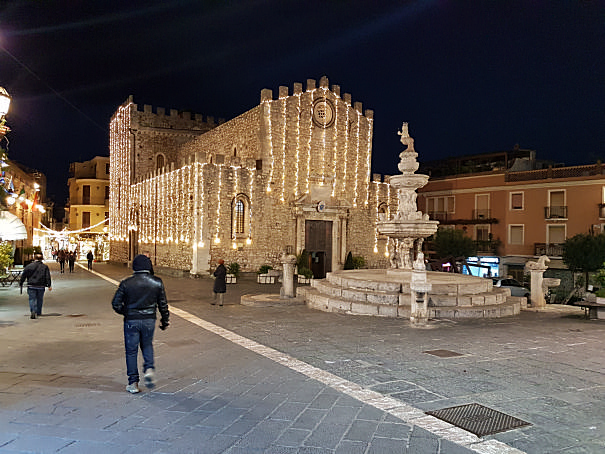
[{"xmin": 0, "ymin": 261, "xmax": 603, "ymax": 453}]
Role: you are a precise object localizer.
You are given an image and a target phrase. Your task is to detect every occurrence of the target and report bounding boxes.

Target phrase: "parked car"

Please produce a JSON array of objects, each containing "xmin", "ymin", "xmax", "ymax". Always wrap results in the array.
[{"xmin": 492, "ymin": 278, "xmax": 530, "ymax": 298}]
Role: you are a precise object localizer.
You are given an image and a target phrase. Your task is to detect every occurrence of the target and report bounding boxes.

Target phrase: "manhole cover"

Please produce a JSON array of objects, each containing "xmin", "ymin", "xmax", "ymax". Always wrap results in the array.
[
  {"xmin": 423, "ymin": 349, "xmax": 463, "ymax": 357},
  {"xmin": 426, "ymin": 403, "xmax": 531, "ymax": 437}
]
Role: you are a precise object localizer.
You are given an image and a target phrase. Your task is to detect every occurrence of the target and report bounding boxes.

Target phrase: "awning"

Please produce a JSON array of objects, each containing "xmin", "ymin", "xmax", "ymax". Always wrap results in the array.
[{"xmin": 0, "ymin": 210, "xmax": 27, "ymax": 241}]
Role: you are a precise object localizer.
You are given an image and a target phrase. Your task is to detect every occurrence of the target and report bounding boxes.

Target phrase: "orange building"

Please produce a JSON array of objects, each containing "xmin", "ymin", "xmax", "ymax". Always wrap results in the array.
[{"xmin": 418, "ymin": 153, "xmax": 605, "ymax": 284}]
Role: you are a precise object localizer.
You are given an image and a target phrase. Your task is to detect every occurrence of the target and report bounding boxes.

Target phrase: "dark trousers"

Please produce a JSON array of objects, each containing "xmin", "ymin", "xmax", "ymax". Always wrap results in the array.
[
  {"xmin": 87, "ymin": 260, "xmax": 93, "ymax": 270},
  {"xmin": 124, "ymin": 319, "xmax": 156, "ymax": 385}
]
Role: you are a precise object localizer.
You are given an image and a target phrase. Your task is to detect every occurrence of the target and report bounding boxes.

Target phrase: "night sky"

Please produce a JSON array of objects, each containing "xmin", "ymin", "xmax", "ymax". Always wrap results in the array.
[{"xmin": 1, "ymin": 0, "xmax": 603, "ymax": 214}]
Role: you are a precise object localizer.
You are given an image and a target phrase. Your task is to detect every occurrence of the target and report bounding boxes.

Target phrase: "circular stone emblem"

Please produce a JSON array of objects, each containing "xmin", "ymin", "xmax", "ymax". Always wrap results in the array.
[
  {"xmin": 312, "ymin": 98, "xmax": 335, "ymax": 128},
  {"xmin": 317, "ymin": 200, "xmax": 326, "ymax": 212}
]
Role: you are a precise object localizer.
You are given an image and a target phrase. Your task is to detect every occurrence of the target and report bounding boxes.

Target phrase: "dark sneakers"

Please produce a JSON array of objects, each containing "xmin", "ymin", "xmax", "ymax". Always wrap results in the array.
[{"xmin": 30, "ymin": 312, "xmax": 36, "ymax": 319}]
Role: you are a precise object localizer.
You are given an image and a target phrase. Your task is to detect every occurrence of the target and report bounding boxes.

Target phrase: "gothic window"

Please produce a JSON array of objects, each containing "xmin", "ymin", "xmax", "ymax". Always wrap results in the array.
[
  {"xmin": 156, "ymin": 154, "xmax": 165, "ymax": 170},
  {"xmin": 377, "ymin": 203, "xmax": 388, "ymax": 221},
  {"xmin": 232, "ymin": 194, "xmax": 250, "ymax": 238}
]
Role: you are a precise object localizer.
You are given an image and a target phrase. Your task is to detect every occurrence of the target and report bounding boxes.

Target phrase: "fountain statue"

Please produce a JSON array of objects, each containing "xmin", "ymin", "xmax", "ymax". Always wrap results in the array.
[
  {"xmin": 377, "ymin": 123, "xmax": 439, "ymax": 270},
  {"xmin": 296, "ymin": 122, "xmax": 524, "ymax": 321}
]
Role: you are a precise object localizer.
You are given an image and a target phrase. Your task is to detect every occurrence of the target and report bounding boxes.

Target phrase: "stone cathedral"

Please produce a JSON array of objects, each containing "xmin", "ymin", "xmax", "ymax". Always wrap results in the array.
[{"xmin": 109, "ymin": 76, "xmax": 395, "ymax": 276}]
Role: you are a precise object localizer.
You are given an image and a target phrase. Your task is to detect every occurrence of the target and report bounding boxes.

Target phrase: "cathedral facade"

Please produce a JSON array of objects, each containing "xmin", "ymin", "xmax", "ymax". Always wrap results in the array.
[{"xmin": 109, "ymin": 76, "xmax": 394, "ymax": 275}]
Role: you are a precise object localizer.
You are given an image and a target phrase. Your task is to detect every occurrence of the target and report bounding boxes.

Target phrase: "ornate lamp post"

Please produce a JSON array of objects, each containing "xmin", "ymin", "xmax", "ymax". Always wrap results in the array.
[{"xmin": 0, "ymin": 86, "xmax": 11, "ymax": 139}]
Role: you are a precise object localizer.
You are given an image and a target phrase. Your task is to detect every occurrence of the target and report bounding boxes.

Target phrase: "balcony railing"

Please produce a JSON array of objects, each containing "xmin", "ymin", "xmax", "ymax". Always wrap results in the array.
[
  {"xmin": 473, "ymin": 240, "xmax": 498, "ymax": 254},
  {"xmin": 544, "ymin": 206, "xmax": 567, "ymax": 219},
  {"xmin": 534, "ymin": 243, "xmax": 564, "ymax": 257},
  {"xmin": 428, "ymin": 211, "xmax": 449, "ymax": 221},
  {"xmin": 472, "ymin": 209, "xmax": 491, "ymax": 220}
]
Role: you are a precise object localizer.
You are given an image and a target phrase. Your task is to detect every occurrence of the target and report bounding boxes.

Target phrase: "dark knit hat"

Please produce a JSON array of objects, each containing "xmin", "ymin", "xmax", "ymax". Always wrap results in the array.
[{"xmin": 132, "ymin": 254, "xmax": 153, "ymax": 271}]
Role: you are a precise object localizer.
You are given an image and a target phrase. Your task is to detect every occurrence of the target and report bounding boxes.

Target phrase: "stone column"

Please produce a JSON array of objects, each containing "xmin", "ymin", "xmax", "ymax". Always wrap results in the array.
[
  {"xmin": 530, "ymin": 269, "xmax": 547, "ymax": 308},
  {"xmin": 280, "ymin": 253, "xmax": 297, "ymax": 298}
]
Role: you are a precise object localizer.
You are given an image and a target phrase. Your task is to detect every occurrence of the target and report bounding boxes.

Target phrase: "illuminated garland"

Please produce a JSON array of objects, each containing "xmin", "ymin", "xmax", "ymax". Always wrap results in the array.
[
  {"xmin": 266, "ymin": 100, "xmax": 273, "ymax": 193},
  {"xmin": 331, "ymin": 97, "xmax": 339, "ymax": 197},
  {"xmin": 214, "ymin": 165, "xmax": 222, "ymax": 243},
  {"xmin": 353, "ymin": 112, "xmax": 361, "ymax": 207},
  {"xmin": 294, "ymin": 94, "xmax": 301, "ymax": 198},
  {"xmin": 342, "ymin": 104, "xmax": 350, "ymax": 198},
  {"xmin": 248, "ymin": 168, "xmax": 253, "ymax": 243},
  {"xmin": 305, "ymin": 90, "xmax": 312, "ymax": 194},
  {"xmin": 280, "ymin": 94, "xmax": 287, "ymax": 202},
  {"xmin": 365, "ymin": 118, "xmax": 373, "ymax": 205}
]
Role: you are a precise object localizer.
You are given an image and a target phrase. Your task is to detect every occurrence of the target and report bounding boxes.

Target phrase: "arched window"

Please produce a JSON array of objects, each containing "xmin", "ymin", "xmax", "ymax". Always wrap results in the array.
[
  {"xmin": 231, "ymin": 194, "xmax": 250, "ymax": 238},
  {"xmin": 156, "ymin": 154, "xmax": 165, "ymax": 170},
  {"xmin": 377, "ymin": 203, "xmax": 388, "ymax": 221}
]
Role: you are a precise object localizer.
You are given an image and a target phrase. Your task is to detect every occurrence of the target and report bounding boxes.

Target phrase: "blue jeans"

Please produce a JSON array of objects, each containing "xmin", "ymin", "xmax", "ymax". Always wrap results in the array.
[
  {"xmin": 27, "ymin": 287, "xmax": 45, "ymax": 315},
  {"xmin": 124, "ymin": 319, "xmax": 156, "ymax": 385}
]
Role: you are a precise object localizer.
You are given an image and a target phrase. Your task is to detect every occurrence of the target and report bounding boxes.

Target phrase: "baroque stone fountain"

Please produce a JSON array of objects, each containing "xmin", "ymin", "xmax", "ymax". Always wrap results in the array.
[
  {"xmin": 377, "ymin": 122, "xmax": 439, "ymax": 271},
  {"xmin": 297, "ymin": 123, "xmax": 524, "ymax": 321}
]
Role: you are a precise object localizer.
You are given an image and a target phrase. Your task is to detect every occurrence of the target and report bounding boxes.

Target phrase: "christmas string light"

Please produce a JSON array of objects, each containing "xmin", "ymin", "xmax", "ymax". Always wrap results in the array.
[
  {"xmin": 353, "ymin": 112, "xmax": 361, "ymax": 207},
  {"xmin": 342, "ymin": 104, "xmax": 350, "ymax": 198},
  {"xmin": 365, "ymin": 117, "xmax": 373, "ymax": 205},
  {"xmin": 294, "ymin": 93, "xmax": 301, "ymax": 198},
  {"xmin": 280, "ymin": 93, "xmax": 287, "ymax": 202},
  {"xmin": 331, "ymin": 97, "xmax": 339, "ymax": 197},
  {"xmin": 214, "ymin": 165, "xmax": 222, "ymax": 243},
  {"xmin": 248, "ymin": 168, "xmax": 253, "ymax": 243},
  {"xmin": 265, "ymin": 100, "xmax": 273, "ymax": 193}
]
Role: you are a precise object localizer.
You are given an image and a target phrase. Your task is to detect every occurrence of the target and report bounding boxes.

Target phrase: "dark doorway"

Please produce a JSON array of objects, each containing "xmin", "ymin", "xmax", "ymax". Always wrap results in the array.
[{"xmin": 305, "ymin": 220, "xmax": 332, "ymax": 279}]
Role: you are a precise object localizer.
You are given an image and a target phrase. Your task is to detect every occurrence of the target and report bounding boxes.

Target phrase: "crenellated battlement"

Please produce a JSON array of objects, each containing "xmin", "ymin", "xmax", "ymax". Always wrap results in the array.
[
  {"xmin": 260, "ymin": 76, "xmax": 374, "ymax": 118},
  {"xmin": 117, "ymin": 95, "xmax": 225, "ymax": 129}
]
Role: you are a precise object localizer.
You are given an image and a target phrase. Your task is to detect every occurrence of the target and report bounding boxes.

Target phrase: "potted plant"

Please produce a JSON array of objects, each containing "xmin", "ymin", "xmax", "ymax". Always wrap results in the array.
[
  {"xmin": 226, "ymin": 262, "xmax": 240, "ymax": 284},
  {"xmin": 257, "ymin": 264, "xmax": 274, "ymax": 284},
  {"xmin": 0, "ymin": 241, "xmax": 14, "ymax": 276},
  {"xmin": 297, "ymin": 266, "xmax": 313, "ymax": 284}
]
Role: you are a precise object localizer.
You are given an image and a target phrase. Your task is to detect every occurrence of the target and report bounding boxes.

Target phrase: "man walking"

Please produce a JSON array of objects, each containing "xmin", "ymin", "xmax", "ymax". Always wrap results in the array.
[
  {"xmin": 86, "ymin": 250, "xmax": 94, "ymax": 270},
  {"xmin": 19, "ymin": 253, "xmax": 52, "ymax": 319},
  {"xmin": 111, "ymin": 254, "xmax": 169, "ymax": 394}
]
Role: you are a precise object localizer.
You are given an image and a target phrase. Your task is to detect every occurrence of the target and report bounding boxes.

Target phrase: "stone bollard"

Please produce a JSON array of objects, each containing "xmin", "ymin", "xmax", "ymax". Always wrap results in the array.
[
  {"xmin": 280, "ymin": 253, "xmax": 297, "ymax": 299},
  {"xmin": 410, "ymin": 269, "xmax": 432, "ymax": 326}
]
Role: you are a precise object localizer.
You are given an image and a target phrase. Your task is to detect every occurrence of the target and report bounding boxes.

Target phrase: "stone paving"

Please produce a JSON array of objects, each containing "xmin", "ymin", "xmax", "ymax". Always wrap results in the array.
[{"xmin": 0, "ymin": 261, "xmax": 603, "ymax": 453}]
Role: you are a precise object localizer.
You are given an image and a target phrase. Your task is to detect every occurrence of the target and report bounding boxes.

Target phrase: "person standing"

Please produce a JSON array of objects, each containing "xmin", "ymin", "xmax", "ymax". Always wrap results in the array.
[
  {"xmin": 19, "ymin": 253, "xmax": 52, "ymax": 319},
  {"xmin": 212, "ymin": 259, "xmax": 227, "ymax": 306},
  {"xmin": 86, "ymin": 250, "xmax": 94, "ymax": 270},
  {"xmin": 58, "ymin": 249, "xmax": 66, "ymax": 273},
  {"xmin": 67, "ymin": 251, "xmax": 75, "ymax": 273},
  {"xmin": 111, "ymin": 254, "xmax": 170, "ymax": 394}
]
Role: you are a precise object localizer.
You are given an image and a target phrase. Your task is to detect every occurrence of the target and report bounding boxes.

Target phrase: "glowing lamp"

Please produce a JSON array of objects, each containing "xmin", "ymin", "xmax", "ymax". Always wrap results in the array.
[
  {"xmin": 0, "ymin": 87, "xmax": 10, "ymax": 119},
  {"xmin": 246, "ymin": 238, "xmax": 252, "ymax": 245}
]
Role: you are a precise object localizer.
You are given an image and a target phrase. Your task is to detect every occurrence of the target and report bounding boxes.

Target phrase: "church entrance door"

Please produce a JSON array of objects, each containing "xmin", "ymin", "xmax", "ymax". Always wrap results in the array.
[{"xmin": 305, "ymin": 220, "xmax": 332, "ymax": 279}]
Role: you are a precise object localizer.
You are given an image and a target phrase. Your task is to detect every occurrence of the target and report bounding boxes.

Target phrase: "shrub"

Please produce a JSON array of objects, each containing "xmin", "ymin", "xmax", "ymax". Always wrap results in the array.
[
  {"xmin": 344, "ymin": 252, "xmax": 354, "ymax": 270},
  {"xmin": 258, "ymin": 264, "xmax": 273, "ymax": 274},
  {"xmin": 352, "ymin": 255, "xmax": 366, "ymax": 269},
  {"xmin": 226, "ymin": 262, "xmax": 240, "ymax": 278},
  {"xmin": 298, "ymin": 267, "xmax": 313, "ymax": 279},
  {"xmin": 0, "ymin": 242, "xmax": 14, "ymax": 273}
]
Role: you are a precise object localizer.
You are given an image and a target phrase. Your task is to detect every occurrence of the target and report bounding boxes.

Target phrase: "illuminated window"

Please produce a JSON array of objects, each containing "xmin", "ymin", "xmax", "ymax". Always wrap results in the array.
[{"xmin": 231, "ymin": 194, "xmax": 249, "ymax": 238}]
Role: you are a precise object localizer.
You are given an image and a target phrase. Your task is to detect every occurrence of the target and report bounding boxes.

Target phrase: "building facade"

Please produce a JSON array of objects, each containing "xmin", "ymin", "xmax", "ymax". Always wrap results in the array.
[
  {"xmin": 1, "ymin": 159, "xmax": 50, "ymax": 262},
  {"xmin": 418, "ymin": 158, "xmax": 605, "ymax": 283},
  {"xmin": 64, "ymin": 156, "xmax": 110, "ymax": 259},
  {"xmin": 109, "ymin": 77, "xmax": 394, "ymax": 275}
]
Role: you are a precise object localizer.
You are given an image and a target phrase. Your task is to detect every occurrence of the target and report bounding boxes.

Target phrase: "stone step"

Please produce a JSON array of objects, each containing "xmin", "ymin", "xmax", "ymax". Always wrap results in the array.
[{"xmin": 298, "ymin": 286, "xmax": 522, "ymax": 319}]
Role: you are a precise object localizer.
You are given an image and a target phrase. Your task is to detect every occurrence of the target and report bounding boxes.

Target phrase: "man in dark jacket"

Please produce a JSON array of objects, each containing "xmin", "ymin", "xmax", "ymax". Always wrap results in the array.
[
  {"xmin": 111, "ymin": 254, "xmax": 169, "ymax": 394},
  {"xmin": 212, "ymin": 259, "xmax": 227, "ymax": 306},
  {"xmin": 19, "ymin": 253, "xmax": 52, "ymax": 319}
]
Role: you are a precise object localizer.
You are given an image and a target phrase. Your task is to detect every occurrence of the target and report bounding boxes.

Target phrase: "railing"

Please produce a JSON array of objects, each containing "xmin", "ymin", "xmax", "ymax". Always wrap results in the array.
[
  {"xmin": 472, "ymin": 209, "xmax": 491, "ymax": 220},
  {"xmin": 506, "ymin": 163, "xmax": 605, "ymax": 182},
  {"xmin": 544, "ymin": 206, "xmax": 567, "ymax": 219},
  {"xmin": 534, "ymin": 243, "xmax": 564, "ymax": 257},
  {"xmin": 427, "ymin": 211, "xmax": 449, "ymax": 221},
  {"xmin": 473, "ymin": 240, "xmax": 498, "ymax": 254}
]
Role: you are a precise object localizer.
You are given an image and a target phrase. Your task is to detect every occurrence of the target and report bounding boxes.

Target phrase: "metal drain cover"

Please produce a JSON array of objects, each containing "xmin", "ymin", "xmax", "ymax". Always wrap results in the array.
[
  {"xmin": 423, "ymin": 349, "xmax": 463, "ymax": 357},
  {"xmin": 426, "ymin": 403, "xmax": 531, "ymax": 437}
]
